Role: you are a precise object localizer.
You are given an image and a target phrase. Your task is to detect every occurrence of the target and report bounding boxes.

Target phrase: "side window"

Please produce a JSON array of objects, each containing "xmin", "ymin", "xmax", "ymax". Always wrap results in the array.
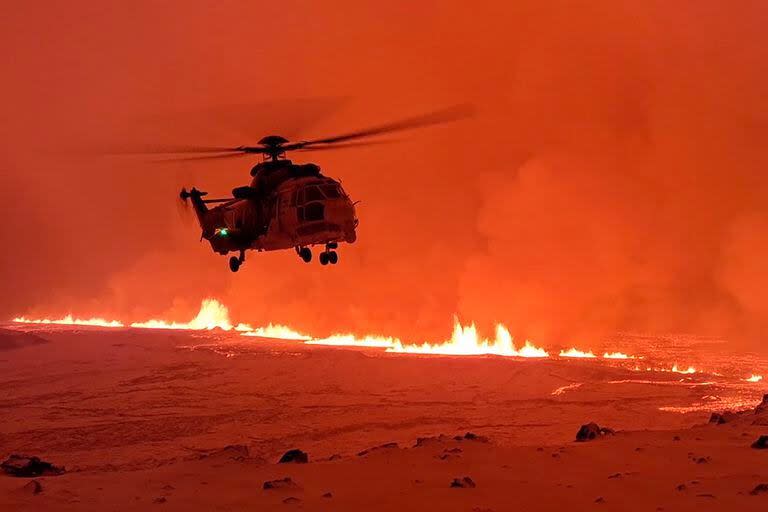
[
  {"xmin": 304, "ymin": 202, "xmax": 324, "ymax": 221},
  {"xmin": 304, "ymin": 186, "xmax": 324, "ymax": 202},
  {"xmin": 321, "ymin": 185, "xmax": 340, "ymax": 198}
]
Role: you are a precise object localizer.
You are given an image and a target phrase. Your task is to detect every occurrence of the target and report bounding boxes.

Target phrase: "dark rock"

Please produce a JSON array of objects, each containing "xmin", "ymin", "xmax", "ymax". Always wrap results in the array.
[
  {"xmin": 328, "ymin": 454, "xmax": 342, "ymax": 461},
  {"xmin": 453, "ymin": 432, "xmax": 489, "ymax": 443},
  {"xmin": 263, "ymin": 477, "xmax": 298, "ymax": 490},
  {"xmin": 750, "ymin": 483, "xmax": 768, "ymax": 495},
  {"xmin": 696, "ymin": 494, "xmax": 716, "ymax": 498},
  {"xmin": 153, "ymin": 497, "xmax": 167, "ymax": 504},
  {"xmin": 278, "ymin": 449, "xmax": 308, "ymax": 464},
  {"xmin": 694, "ymin": 456, "xmax": 710, "ymax": 464},
  {"xmin": 673, "ymin": 436, "xmax": 681, "ymax": 441},
  {"xmin": 595, "ymin": 497, "xmax": 605, "ymax": 503},
  {"xmin": 755, "ymin": 395, "xmax": 768, "ymax": 415},
  {"xmin": 321, "ymin": 492, "xmax": 333, "ymax": 498},
  {"xmin": 282, "ymin": 497, "xmax": 301, "ymax": 504},
  {"xmin": 608, "ymin": 473, "xmax": 622, "ymax": 479},
  {"xmin": 575, "ymin": 422, "xmax": 614, "ymax": 442},
  {"xmin": 751, "ymin": 435, "xmax": 768, "ymax": 449},
  {"xmin": 21, "ymin": 480, "xmax": 43, "ymax": 495},
  {"xmin": 357, "ymin": 442, "xmax": 399, "ymax": 456},
  {"xmin": 709, "ymin": 411, "xmax": 741, "ymax": 424},
  {"xmin": 676, "ymin": 484, "xmax": 687, "ymax": 491},
  {"xmin": 1, "ymin": 454, "xmax": 65, "ymax": 477},
  {"xmin": 450, "ymin": 476, "xmax": 476, "ymax": 488}
]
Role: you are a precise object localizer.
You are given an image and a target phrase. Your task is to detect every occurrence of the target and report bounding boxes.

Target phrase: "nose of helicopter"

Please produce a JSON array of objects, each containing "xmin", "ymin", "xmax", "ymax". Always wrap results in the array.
[{"xmin": 325, "ymin": 196, "xmax": 358, "ymax": 243}]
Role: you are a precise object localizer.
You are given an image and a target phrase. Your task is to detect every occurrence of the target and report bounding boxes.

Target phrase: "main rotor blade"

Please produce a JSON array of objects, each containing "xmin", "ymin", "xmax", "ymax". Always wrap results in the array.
[
  {"xmin": 294, "ymin": 104, "xmax": 474, "ymax": 148},
  {"xmin": 106, "ymin": 145, "xmax": 246, "ymax": 155},
  {"xmin": 155, "ymin": 152, "xmax": 254, "ymax": 162},
  {"xmin": 294, "ymin": 140, "xmax": 397, "ymax": 152}
]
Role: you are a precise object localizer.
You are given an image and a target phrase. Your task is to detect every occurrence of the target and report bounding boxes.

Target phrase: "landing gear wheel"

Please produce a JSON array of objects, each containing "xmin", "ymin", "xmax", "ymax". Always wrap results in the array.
[
  {"xmin": 328, "ymin": 251, "xmax": 338, "ymax": 265},
  {"xmin": 229, "ymin": 256, "xmax": 241, "ymax": 272},
  {"xmin": 319, "ymin": 252, "xmax": 329, "ymax": 265},
  {"xmin": 299, "ymin": 247, "xmax": 312, "ymax": 263}
]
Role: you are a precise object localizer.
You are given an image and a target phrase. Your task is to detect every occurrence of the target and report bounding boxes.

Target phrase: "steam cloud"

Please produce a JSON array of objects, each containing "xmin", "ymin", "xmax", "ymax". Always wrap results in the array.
[{"xmin": 2, "ymin": 2, "xmax": 767, "ymax": 347}]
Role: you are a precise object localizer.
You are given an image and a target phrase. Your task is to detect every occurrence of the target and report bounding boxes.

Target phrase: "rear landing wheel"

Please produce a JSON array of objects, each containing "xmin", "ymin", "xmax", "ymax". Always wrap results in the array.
[
  {"xmin": 229, "ymin": 256, "xmax": 241, "ymax": 272},
  {"xmin": 319, "ymin": 252, "xmax": 329, "ymax": 265},
  {"xmin": 328, "ymin": 251, "xmax": 338, "ymax": 265}
]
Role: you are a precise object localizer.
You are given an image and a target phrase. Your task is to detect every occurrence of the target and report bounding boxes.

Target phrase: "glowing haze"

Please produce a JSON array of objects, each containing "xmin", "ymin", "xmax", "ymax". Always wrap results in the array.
[{"xmin": 3, "ymin": 2, "xmax": 768, "ymax": 351}]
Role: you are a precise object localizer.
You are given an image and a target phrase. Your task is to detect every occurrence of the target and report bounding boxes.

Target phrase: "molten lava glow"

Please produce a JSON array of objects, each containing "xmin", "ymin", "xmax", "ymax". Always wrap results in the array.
[
  {"xmin": 671, "ymin": 364, "xmax": 696, "ymax": 374},
  {"xmin": 306, "ymin": 334, "xmax": 399, "ymax": 348},
  {"xmin": 745, "ymin": 374, "xmax": 763, "ymax": 383},
  {"xmin": 559, "ymin": 348, "xmax": 597, "ymax": 358},
  {"xmin": 12, "ymin": 315, "xmax": 124, "ymax": 328},
  {"xmin": 602, "ymin": 352, "xmax": 634, "ymax": 359},
  {"xmin": 241, "ymin": 324, "xmax": 311, "ymax": 341},
  {"xmin": 130, "ymin": 299, "xmax": 234, "ymax": 331},
  {"xmin": 385, "ymin": 321, "xmax": 549, "ymax": 357}
]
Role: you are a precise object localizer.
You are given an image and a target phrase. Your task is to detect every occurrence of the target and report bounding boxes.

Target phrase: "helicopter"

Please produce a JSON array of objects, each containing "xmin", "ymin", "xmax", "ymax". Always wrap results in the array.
[{"xmin": 137, "ymin": 106, "xmax": 471, "ymax": 272}]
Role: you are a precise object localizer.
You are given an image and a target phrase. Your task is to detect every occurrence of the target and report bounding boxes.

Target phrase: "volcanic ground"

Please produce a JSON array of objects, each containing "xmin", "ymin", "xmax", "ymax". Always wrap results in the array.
[{"xmin": 1, "ymin": 325, "xmax": 768, "ymax": 511}]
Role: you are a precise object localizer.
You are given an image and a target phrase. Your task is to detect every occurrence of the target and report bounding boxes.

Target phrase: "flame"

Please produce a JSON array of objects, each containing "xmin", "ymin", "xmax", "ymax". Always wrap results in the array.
[
  {"xmin": 306, "ymin": 333, "xmax": 399, "ymax": 347},
  {"xmin": 671, "ymin": 364, "xmax": 696, "ymax": 374},
  {"xmin": 241, "ymin": 324, "xmax": 311, "ymax": 341},
  {"xmin": 310, "ymin": 320, "xmax": 549, "ymax": 357},
  {"xmin": 12, "ymin": 315, "xmax": 123, "ymax": 328},
  {"xmin": 745, "ymin": 374, "xmax": 763, "ymax": 383},
  {"xmin": 559, "ymin": 347, "xmax": 597, "ymax": 358},
  {"xmin": 130, "ymin": 299, "xmax": 234, "ymax": 331},
  {"xmin": 602, "ymin": 351, "xmax": 635, "ymax": 359}
]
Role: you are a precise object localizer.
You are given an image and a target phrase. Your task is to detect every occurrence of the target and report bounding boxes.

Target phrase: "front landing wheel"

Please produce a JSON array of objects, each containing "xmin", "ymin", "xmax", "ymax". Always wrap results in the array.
[{"xmin": 229, "ymin": 256, "xmax": 241, "ymax": 272}]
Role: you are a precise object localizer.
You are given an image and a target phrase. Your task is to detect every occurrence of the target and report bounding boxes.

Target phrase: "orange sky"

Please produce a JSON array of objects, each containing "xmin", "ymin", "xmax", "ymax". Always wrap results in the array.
[{"xmin": 2, "ymin": 1, "xmax": 768, "ymax": 347}]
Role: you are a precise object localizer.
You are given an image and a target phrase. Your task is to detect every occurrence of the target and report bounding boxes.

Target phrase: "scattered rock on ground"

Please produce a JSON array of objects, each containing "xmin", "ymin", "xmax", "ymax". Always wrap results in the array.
[
  {"xmin": 282, "ymin": 497, "xmax": 301, "ymax": 504},
  {"xmin": 321, "ymin": 492, "xmax": 333, "ymax": 498},
  {"xmin": 357, "ymin": 442, "xmax": 399, "ymax": 456},
  {"xmin": 450, "ymin": 476, "xmax": 476, "ymax": 488},
  {"xmin": 263, "ymin": 477, "xmax": 298, "ymax": 490},
  {"xmin": 196, "ymin": 444, "xmax": 250, "ymax": 461},
  {"xmin": 595, "ymin": 497, "xmax": 605, "ymax": 503},
  {"xmin": 575, "ymin": 423, "xmax": 615, "ymax": 442},
  {"xmin": 755, "ymin": 395, "xmax": 768, "ymax": 415},
  {"xmin": 751, "ymin": 436, "xmax": 768, "ymax": 449},
  {"xmin": 676, "ymin": 484, "xmax": 687, "ymax": 491},
  {"xmin": 750, "ymin": 483, "xmax": 768, "ymax": 496},
  {"xmin": 709, "ymin": 411, "xmax": 743, "ymax": 424},
  {"xmin": 279, "ymin": 449, "xmax": 308, "ymax": 464},
  {"xmin": 454, "ymin": 432, "xmax": 489, "ymax": 442},
  {"xmin": 1, "ymin": 455, "xmax": 65, "ymax": 477},
  {"xmin": 153, "ymin": 497, "xmax": 167, "ymax": 504}
]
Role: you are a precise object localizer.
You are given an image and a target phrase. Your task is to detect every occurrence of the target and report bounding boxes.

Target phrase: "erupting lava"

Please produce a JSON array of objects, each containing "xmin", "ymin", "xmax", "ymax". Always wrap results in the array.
[
  {"xmin": 12, "ymin": 315, "xmax": 124, "ymax": 328},
  {"xmin": 130, "ymin": 299, "xmax": 234, "ymax": 331},
  {"xmin": 316, "ymin": 321, "xmax": 551, "ymax": 357},
  {"xmin": 671, "ymin": 364, "xmax": 697, "ymax": 374},
  {"xmin": 241, "ymin": 324, "xmax": 311, "ymax": 341},
  {"xmin": 559, "ymin": 348, "xmax": 597, "ymax": 358},
  {"xmin": 10, "ymin": 300, "xmax": 764, "ymax": 382}
]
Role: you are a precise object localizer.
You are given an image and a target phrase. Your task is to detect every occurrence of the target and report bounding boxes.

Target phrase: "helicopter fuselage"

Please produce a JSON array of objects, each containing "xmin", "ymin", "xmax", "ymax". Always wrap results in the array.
[{"xmin": 186, "ymin": 162, "xmax": 357, "ymax": 270}]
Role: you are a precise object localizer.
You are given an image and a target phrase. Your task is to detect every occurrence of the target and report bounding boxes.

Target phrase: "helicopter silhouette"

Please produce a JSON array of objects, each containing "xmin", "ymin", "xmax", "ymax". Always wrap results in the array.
[{"xmin": 134, "ymin": 105, "xmax": 471, "ymax": 272}]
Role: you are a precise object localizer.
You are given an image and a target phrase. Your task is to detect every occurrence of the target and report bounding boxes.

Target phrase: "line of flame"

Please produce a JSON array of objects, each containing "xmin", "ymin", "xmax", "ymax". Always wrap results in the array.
[
  {"xmin": 559, "ymin": 348, "xmax": 597, "ymax": 358},
  {"xmin": 12, "ymin": 315, "xmax": 124, "ymax": 328},
  {"xmin": 309, "ymin": 321, "xmax": 549, "ymax": 357}
]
